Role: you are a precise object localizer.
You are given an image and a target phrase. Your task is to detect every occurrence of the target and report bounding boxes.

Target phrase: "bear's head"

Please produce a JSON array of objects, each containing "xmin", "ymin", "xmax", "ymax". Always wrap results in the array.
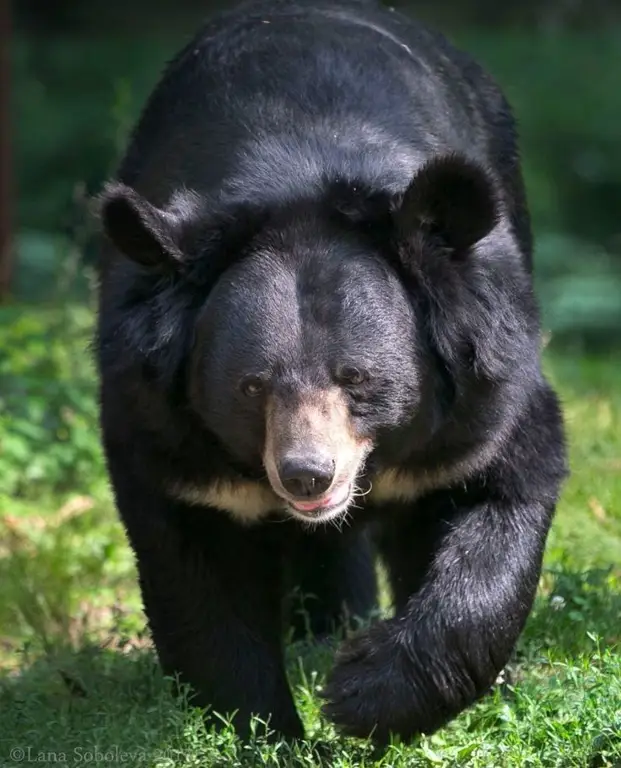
[{"xmin": 100, "ymin": 154, "xmax": 536, "ymax": 524}]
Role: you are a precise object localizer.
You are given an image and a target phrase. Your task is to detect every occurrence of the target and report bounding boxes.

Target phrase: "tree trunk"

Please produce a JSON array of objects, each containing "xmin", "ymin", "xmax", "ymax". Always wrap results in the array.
[{"xmin": 0, "ymin": 0, "xmax": 12, "ymax": 301}]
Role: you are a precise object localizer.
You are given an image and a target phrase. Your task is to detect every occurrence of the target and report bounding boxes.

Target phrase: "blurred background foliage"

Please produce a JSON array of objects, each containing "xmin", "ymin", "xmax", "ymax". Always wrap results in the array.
[{"xmin": 10, "ymin": 0, "xmax": 621, "ymax": 346}]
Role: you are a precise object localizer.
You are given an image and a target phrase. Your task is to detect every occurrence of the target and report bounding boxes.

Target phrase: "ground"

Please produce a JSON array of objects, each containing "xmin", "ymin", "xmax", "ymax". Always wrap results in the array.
[{"xmin": 0, "ymin": 306, "xmax": 620, "ymax": 767}]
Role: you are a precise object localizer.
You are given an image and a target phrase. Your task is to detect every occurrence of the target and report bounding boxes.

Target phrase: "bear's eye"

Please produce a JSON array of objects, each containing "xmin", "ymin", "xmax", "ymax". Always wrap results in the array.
[
  {"xmin": 336, "ymin": 366, "xmax": 367, "ymax": 387},
  {"xmin": 240, "ymin": 375, "xmax": 265, "ymax": 398}
]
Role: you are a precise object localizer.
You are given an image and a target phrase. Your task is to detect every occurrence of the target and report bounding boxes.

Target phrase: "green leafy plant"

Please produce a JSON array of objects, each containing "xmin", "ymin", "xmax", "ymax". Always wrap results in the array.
[{"xmin": 0, "ymin": 304, "xmax": 103, "ymax": 500}]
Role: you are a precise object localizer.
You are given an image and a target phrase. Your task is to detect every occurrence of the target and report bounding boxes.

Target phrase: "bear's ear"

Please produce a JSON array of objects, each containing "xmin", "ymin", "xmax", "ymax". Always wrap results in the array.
[
  {"xmin": 99, "ymin": 182, "xmax": 189, "ymax": 269},
  {"xmin": 395, "ymin": 155, "xmax": 498, "ymax": 255}
]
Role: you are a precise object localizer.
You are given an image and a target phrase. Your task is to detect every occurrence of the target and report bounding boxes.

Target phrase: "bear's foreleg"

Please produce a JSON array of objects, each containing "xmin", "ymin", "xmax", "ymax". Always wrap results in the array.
[
  {"xmin": 111, "ymin": 474, "xmax": 304, "ymax": 740},
  {"xmin": 322, "ymin": 495, "xmax": 553, "ymax": 742}
]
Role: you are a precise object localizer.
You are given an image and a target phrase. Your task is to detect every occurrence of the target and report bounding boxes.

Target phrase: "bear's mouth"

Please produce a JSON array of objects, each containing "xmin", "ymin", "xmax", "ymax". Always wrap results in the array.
[{"xmin": 285, "ymin": 481, "xmax": 353, "ymax": 524}]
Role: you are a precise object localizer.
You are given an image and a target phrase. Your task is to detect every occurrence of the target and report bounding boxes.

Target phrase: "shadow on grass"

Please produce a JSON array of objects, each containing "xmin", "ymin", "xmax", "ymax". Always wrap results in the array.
[
  {"xmin": 0, "ymin": 646, "xmax": 187, "ymax": 763},
  {"xmin": 0, "ymin": 642, "xmax": 376, "ymax": 766}
]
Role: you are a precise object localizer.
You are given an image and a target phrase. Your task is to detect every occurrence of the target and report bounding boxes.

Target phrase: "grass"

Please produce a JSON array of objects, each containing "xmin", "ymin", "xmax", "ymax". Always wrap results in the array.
[{"xmin": 1, "ymin": 307, "xmax": 620, "ymax": 767}]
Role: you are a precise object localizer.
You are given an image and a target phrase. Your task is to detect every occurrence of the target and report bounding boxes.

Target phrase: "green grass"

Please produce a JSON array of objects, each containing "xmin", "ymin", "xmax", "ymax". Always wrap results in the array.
[{"xmin": 1, "ymin": 307, "xmax": 620, "ymax": 767}]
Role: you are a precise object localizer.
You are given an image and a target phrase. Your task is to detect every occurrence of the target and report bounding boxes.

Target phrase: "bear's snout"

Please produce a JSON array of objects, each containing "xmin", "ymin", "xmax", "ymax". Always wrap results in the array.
[{"xmin": 262, "ymin": 386, "xmax": 370, "ymax": 523}]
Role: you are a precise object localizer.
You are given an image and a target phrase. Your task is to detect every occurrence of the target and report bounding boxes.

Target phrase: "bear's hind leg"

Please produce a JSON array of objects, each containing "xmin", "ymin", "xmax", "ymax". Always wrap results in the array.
[{"xmin": 286, "ymin": 526, "xmax": 378, "ymax": 643}]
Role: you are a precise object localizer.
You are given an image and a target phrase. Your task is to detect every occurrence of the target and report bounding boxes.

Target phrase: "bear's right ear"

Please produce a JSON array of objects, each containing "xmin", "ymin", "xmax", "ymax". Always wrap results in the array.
[
  {"xmin": 394, "ymin": 154, "xmax": 498, "ymax": 257},
  {"xmin": 99, "ymin": 182, "xmax": 187, "ymax": 269}
]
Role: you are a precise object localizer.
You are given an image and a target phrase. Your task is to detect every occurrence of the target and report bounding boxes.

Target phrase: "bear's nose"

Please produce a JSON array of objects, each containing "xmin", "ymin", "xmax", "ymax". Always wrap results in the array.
[{"xmin": 278, "ymin": 455, "xmax": 335, "ymax": 499}]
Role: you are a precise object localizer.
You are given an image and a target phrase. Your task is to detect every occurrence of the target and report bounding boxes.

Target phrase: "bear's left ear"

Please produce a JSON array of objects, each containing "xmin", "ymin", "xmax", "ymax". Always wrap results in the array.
[
  {"xmin": 99, "ymin": 182, "xmax": 195, "ymax": 269},
  {"xmin": 395, "ymin": 154, "xmax": 498, "ymax": 256}
]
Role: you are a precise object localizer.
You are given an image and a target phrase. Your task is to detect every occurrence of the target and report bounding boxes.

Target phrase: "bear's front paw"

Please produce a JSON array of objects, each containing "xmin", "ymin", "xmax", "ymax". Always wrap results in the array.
[{"xmin": 321, "ymin": 621, "xmax": 438, "ymax": 743}]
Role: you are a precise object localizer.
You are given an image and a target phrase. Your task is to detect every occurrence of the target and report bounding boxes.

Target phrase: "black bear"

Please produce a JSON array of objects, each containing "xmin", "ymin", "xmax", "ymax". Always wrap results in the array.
[{"xmin": 96, "ymin": 0, "xmax": 567, "ymax": 744}]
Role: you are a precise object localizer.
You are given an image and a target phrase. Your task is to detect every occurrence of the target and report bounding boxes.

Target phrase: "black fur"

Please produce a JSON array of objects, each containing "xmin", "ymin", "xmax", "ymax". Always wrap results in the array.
[{"xmin": 96, "ymin": 0, "xmax": 567, "ymax": 743}]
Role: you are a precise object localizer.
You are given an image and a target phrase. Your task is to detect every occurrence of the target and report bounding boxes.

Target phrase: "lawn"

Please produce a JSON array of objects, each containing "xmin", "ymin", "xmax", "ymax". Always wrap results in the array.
[{"xmin": 0, "ymin": 305, "xmax": 620, "ymax": 767}]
